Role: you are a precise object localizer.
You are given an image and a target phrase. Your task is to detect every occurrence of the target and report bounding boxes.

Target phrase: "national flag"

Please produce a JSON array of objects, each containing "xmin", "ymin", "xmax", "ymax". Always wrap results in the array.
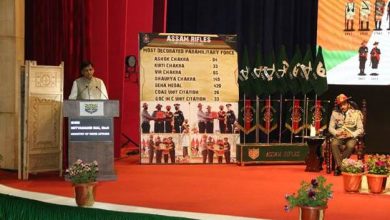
[
  {"xmin": 286, "ymin": 45, "xmax": 302, "ymax": 95},
  {"xmin": 298, "ymin": 45, "xmax": 314, "ymax": 95},
  {"xmin": 236, "ymin": 99, "xmax": 257, "ymax": 134},
  {"xmin": 262, "ymin": 50, "xmax": 277, "ymax": 95},
  {"xmin": 252, "ymin": 47, "xmax": 267, "ymax": 96},
  {"xmin": 310, "ymin": 46, "xmax": 328, "ymax": 96},
  {"xmin": 285, "ymin": 99, "xmax": 305, "ymax": 134},
  {"xmin": 258, "ymin": 98, "xmax": 278, "ymax": 134},
  {"xmin": 307, "ymin": 100, "xmax": 329, "ymax": 133},
  {"xmin": 275, "ymin": 45, "xmax": 289, "ymax": 94}
]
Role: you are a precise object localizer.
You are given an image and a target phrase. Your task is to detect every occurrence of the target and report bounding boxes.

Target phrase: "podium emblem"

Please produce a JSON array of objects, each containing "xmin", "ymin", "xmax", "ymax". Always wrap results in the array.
[
  {"xmin": 85, "ymin": 103, "xmax": 98, "ymax": 114},
  {"xmin": 248, "ymin": 148, "xmax": 260, "ymax": 160}
]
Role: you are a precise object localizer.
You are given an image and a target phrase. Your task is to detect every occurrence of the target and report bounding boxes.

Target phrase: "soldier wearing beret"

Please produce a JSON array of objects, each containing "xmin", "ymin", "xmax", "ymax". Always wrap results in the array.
[{"xmin": 152, "ymin": 104, "xmax": 165, "ymax": 133}]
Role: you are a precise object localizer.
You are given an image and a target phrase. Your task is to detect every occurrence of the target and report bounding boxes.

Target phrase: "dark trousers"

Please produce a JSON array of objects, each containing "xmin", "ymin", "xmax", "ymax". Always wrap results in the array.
[
  {"xmin": 202, "ymin": 150, "xmax": 208, "ymax": 163},
  {"xmin": 142, "ymin": 122, "xmax": 150, "ymax": 133},
  {"xmin": 154, "ymin": 122, "xmax": 164, "ymax": 133},
  {"xmin": 169, "ymin": 149, "xmax": 175, "ymax": 163},
  {"xmin": 208, "ymin": 150, "xmax": 214, "ymax": 163},
  {"xmin": 219, "ymin": 121, "xmax": 226, "ymax": 133},
  {"xmin": 206, "ymin": 121, "xmax": 213, "ymax": 133},
  {"xmin": 148, "ymin": 149, "xmax": 154, "ymax": 163},
  {"xmin": 174, "ymin": 123, "xmax": 181, "ymax": 133},
  {"xmin": 227, "ymin": 123, "xmax": 234, "ymax": 133},
  {"xmin": 198, "ymin": 122, "xmax": 206, "ymax": 133},
  {"xmin": 165, "ymin": 122, "xmax": 172, "ymax": 133},
  {"xmin": 156, "ymin": 150, "xmax": 163, "ymax": 163},
  {"xmin": 224, "ymin": 151, "xmax": 231, "ymax": 163}
]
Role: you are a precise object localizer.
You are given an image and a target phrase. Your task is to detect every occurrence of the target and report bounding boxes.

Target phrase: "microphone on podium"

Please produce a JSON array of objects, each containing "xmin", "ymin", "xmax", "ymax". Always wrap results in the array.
[
  {"xmin": 95, "ymin": 86, "xmax": 108, "ymax": 100},
  {"xmin": 79, "ymin": 85, "xmax": 90, "ymax": 99}
]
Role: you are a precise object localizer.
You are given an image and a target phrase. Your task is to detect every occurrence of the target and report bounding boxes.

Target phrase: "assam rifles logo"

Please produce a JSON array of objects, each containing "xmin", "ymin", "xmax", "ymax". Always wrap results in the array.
[
  {"xmin": 84, "ymin": 103, "xmax": 98, "ymax": 114},
  {"xmin": 248, "ymin": 148, "xmax": 260, "ymax": 160},
  {"xmin": 143, "ymin": 34, "xmax": 150, "ymax": 44}
]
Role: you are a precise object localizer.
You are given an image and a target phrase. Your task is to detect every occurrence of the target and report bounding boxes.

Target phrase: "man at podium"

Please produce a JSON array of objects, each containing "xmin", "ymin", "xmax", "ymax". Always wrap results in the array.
[{"xmin": 69, "ymin": 60, "xmax": 108, "ymax": 100}]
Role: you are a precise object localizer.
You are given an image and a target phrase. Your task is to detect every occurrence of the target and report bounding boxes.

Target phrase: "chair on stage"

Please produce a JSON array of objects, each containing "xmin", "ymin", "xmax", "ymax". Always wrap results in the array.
[{"xmin": 324, "ymin": 99, "xmax": 367, "ymax": 174}]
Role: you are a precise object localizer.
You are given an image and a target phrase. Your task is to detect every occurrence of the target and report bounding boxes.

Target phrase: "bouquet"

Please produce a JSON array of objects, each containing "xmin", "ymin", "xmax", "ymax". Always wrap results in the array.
[{"xmin": 66, "ymin": 159, "xmax": 99, "ymax": 184}]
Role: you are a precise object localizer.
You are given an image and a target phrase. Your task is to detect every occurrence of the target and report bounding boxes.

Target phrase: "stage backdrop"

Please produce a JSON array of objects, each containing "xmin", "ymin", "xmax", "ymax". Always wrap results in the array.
[{"xmin": 139, "ymin": 33, "xmax": 239, "ymax": 164}]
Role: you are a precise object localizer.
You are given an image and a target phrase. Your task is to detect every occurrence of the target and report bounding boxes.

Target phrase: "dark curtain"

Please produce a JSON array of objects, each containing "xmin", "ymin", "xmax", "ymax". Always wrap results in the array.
[
  {"xmin": 25, "ymin": 0, "xmax": 91, "ymax": 168},
  {"xmin": 167, "ymin": 0, "xmax": 318, "ymax": 143},
  {"xmin": 25, "ymin": 0, "xmax": 91, "ymax": 96},
  {"xmin": 167, "ymin": 0, "xmax": 318, "ymax": 63}
]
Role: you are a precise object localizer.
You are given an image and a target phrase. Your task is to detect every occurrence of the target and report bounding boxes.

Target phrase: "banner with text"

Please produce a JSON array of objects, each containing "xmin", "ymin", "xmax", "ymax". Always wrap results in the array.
[{"xmin": 139, "ymin": 33, "xmax": 239, "ymax": 164}]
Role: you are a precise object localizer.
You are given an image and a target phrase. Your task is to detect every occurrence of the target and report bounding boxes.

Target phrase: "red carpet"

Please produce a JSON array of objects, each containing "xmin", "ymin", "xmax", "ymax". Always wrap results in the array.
[{"xmin": 1, "ymin": 155, "xmax": 389, "ymax": 220}]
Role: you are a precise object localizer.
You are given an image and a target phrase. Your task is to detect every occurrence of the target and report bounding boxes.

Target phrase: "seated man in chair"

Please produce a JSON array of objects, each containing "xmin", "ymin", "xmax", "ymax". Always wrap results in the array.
[{"xmin": 329, "ymin": 94, "xmax": 364, "ymax": 176}]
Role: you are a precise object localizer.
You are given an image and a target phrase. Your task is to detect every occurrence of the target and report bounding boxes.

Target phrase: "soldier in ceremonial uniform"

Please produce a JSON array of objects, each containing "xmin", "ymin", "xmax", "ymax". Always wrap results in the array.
[
  {"xmin": 359, "ymin": 0, "xmax": 370, "ymax": 30},
  {"xmin": 207, "ymin": 136, "xmax": 215, "ymax": 163},
  {"xmin": 147, "ymin": 134, "xmax": 155, "ymax": 163},
  {"xmin": 173, "ymin": 103, "xmax": 184, "ymax": 133},
  {"xmin": 218, "ymin": 105, "xmax": 227, "ymax": 133},
  {"xmin": 223, "ymin": 137, "xmax": 231, "ymax": 163},
  {"xmin": 329, "ymin": 94, "xmax": 364, "ymax": 176},
  {"xmin": 164, "ymin": 105, "xmax": 173, "ymax": 133},
  {"xmin": 200, "ymin": 135, "xmax": 208, "ymax": 163},
  {"xmin": 152, "ymin": 104, "xmax": 165, "ymax": 133},
  {"xmin": 345, "ymin": 0, "xmax": 356, "ymax": 31},
  {"xmin": 374, "ymin": 0, "xmax": 385, "ymax": 30},
  {"xmin": 370, "ymin": 41, "xmax": 381, "ymax": 75},
  {"xmin": 162, "ymin": 138, "xmax": 170, "ymax": 163},
  {"xmin": 226, "ymin": 104, "xmax": 236, "ymax": 133},
  {"xmin": 358, "ymin": 40, "xmax": 368, "ymax": 76},
  {"xmin": 205, "ymin": 105, "xmax": 214, "ymax": 133},
  {"xmin": 155, "ymin": 136, "xmax": 163, "ymax": 164},
  {"xmin": 167, "ymin": 137, "xmax": 176, "ymax": 163},
  {"xmin": 215, "ymin": 139, "xmax": 225, "ymax": 164},
  {"xmin": 69, "ymin": 60, "xmax": 108, "ymax": 100}
]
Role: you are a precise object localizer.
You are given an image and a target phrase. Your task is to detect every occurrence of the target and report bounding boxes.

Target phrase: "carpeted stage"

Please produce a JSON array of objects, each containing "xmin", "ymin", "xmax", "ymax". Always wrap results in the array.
[{"xmin": 1, "ymin": 154, "xmax": 389, "ymax": 220}]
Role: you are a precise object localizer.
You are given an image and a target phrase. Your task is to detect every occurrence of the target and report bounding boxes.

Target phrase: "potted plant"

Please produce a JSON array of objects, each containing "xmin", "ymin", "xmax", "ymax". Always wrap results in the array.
[
  {"xmin": 285, "ymin": 176, "xmax": 333, "ymax": 220},
  {"xmin": 366, "ymin": 154, "xmax": 389, "ymax": 194},
  {"xmin": 65, "ymin": 159, "xmax": 99, "ymax": 207},
  {"xmin": 340, "ymin": 158, "xmax": 364, "ymax": 192}
]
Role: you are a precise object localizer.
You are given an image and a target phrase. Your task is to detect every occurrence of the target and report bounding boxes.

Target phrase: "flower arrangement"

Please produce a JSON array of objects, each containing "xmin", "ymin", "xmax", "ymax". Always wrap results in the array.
[
  {"xmin": 284, "ymin": 176, "xmax": 333, "ymax": 211},
  {"xmin": 366, "ymin": 154, "xmax": 389, "ymax": 175},
  {"xmin": 340, "ymin": 158, "xmax": 364, "ymax": 174},
  {"xmin": 66, "ymin": 159, "xmax": 99, "ymax": 184}
]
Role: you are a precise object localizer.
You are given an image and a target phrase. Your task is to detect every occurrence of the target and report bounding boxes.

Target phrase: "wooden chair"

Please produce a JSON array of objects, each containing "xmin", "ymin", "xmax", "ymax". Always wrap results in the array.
[{"xmin": 324, "ymin": 99, "xmax": 367, "ymax": 174}]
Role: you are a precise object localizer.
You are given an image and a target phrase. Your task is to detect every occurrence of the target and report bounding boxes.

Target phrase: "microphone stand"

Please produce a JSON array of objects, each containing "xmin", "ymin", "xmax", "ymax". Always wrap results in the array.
[{"xmin": 95, "ymin": 86, "xmax": 108, "ymax": 99}]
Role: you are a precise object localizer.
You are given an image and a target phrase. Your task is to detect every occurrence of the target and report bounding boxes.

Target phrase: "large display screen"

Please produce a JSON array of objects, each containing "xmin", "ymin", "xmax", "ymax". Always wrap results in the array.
[{"xmin": 317, "ymin": 0, "xmax": 390, "ymax": 85}]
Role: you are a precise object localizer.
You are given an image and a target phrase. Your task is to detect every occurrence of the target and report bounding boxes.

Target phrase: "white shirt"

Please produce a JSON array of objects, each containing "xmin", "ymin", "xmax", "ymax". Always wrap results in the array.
[{"xmin": 68, "ymin": 77, "xmax": 108, "ymax": 100}]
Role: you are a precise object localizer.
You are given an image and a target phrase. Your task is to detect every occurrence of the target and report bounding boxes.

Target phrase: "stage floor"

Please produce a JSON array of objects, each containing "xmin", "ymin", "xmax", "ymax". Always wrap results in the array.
[{"xmin": 1, "ymin": 156, "xmax": 390, "ymax": 220}]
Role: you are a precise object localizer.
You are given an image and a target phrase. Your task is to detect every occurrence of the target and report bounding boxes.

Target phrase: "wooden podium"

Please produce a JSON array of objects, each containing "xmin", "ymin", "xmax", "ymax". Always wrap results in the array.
[{"xmin": 63, "ymin": 100, "xmax": 119, "ymax": 180}]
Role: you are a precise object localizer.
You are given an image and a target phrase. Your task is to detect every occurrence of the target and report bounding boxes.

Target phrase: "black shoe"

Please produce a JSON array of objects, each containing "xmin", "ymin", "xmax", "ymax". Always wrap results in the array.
[
  {"xmin": 334, "ymin": 168, "xmax": 341, "ymax": 176},
  {"xmin": 358, "ymin": 72, "xmax": 366, "ymax": 76},
  {"xmin": 370, "ymin": 73, "xmax": 379, "ymax": 76}
]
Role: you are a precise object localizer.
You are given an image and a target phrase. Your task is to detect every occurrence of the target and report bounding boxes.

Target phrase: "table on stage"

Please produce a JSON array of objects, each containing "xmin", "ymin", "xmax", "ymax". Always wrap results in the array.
[{"xmin": 301, "ymin": 136, "xmax": 325, "ymax": 172}]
